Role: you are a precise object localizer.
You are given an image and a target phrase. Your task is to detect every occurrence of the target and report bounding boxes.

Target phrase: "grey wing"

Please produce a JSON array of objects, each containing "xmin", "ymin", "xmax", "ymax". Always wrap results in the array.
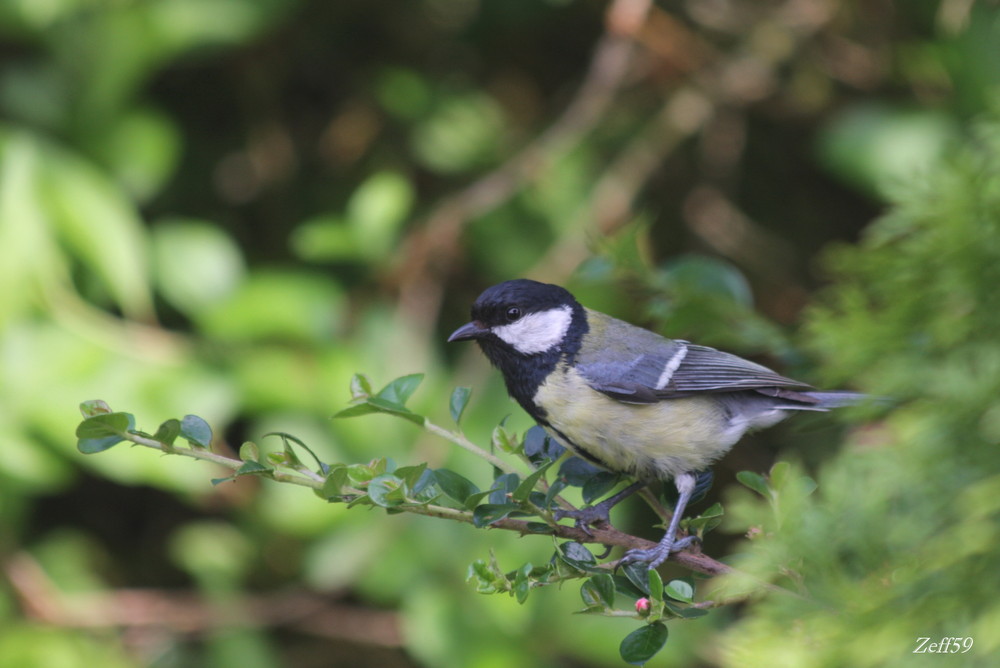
[{"xmin": 578, "ymin": 340, "xmax": 815, "ymax": 405}]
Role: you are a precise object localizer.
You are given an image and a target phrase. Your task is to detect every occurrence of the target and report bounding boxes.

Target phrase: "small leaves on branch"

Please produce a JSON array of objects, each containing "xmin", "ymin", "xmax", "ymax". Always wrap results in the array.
[{"xmin": 75, "ymin": 372, "xmax": 762, "ymax": 665}]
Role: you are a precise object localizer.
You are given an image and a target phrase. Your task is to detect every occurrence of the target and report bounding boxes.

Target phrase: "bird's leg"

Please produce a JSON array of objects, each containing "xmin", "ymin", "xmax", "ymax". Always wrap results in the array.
[
  {"xmin": 619, "ymin": 471, "xmax": 698, "ymax": 569},
  {"xmin": 555, "ymin": 480, "xmax": 646, "ymax": 535}
]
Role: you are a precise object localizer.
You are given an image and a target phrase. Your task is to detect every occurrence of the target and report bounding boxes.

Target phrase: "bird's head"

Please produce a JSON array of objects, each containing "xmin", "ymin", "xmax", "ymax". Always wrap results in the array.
[{"xmin": 448, "ymin": 279, "xmax": 585, "ymax": 359}]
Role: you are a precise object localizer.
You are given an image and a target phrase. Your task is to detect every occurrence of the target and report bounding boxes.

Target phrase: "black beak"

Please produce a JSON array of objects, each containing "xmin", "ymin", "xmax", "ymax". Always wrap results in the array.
[{"xmin": 448, "ymin": 321, "xmax": 487, "ymax": 342}]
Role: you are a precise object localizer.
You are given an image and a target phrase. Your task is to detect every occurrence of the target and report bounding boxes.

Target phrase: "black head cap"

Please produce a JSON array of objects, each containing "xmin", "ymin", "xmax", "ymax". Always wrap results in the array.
[
  {"xmin": 469, "ymin": 279, "xmax": 577, "ymax": 327},
  {"xmin": 447, "ymin": 279, "xmax": 586, "ymax": 356}
]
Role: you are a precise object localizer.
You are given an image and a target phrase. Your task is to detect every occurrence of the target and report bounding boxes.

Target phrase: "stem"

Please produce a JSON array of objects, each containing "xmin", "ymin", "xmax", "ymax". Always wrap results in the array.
[
  {"xmin": 293, "ymin": 466, "xmax": 326, "ymax": 484},
  {"xmin": 122, "ymin": 432, "xmax": 323, "ymax": 490},
  {"xmin": 603, "ymin": 610, "xmax": 647, "ymax": 618},
  {"xmin": 421, "ymin": 419, "xmax": 523, "ymax": 476},
  {"xmin": 404, "ymin": 503, "xmax": 474, "ymax": 523}
]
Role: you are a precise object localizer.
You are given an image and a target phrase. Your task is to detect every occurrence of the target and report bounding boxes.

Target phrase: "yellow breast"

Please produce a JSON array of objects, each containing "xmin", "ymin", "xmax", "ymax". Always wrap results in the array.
[{"xmin": 532, "ymin": 364, "xmax": 741, "ymax": 479}]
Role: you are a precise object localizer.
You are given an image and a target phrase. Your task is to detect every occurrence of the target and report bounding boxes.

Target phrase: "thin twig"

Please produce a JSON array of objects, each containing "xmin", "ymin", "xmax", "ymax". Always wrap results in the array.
[{"xmin": 420, "ymin": 420, "xmax": 522, "ymax": 476}]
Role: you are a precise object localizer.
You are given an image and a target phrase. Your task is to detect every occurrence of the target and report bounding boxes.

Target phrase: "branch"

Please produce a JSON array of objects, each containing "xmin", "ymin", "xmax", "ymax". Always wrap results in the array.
[
  {"xmin": 421, "ymin": 420, "xmax": 521, "ymax": 477},
  {"xmin": 110, "ymin": 424, "xmax": 734, "ymax": 577}
]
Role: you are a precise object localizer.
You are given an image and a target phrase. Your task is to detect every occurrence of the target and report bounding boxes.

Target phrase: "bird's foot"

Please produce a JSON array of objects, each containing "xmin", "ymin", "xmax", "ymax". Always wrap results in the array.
[
  {"xmin": 619, "ymin": 535, "xmax": 699, "ymax": 570},
  {"xmin": 554, "ymin": 504, "xmax": 613, "ymax": 536},
  {"xmin": 554, "ymin": 481, "xmax": 646, "ymax": 536}
]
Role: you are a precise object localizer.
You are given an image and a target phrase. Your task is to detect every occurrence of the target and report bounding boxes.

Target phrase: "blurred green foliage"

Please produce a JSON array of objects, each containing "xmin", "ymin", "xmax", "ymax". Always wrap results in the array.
[
  {"xmin": 2, "ymin": 0, "xmax": 999, "ymax": 666},
  {"xmin": 717, "ymin": 113, "xmax": 1000, "ymax": 668}
]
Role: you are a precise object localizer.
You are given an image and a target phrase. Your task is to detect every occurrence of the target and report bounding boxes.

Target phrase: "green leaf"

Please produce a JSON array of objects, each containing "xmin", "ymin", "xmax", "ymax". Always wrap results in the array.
[
  {"xmin": 395, "ymin": 463, "xmax": 429, "ymax": 489},
  {"xmin": 376, "ymin": 373, "xmax": 424, "ymax": 406},
  {"xmin": 557, "ymin": 541, "xmax": 600, "ymax": 573},
  {"xmin": 368, "ymin": 474, "xmax": 406, "ymax": 508},
  {"xmin": 511, "ymin": 459, "xmax": 554, "ymax": 503},
  {"xmin": 76, "ymin": 412, "xmax": 131, "ymax": 439},
  {"xmin": 647, "ymin": 568, "xmax": 663, "ymax": 602},
  {"xmin": 76, "ymin": 413, "xmax": 135, "ymax": 454},
  {"xmin": 239, "ymin": 442, "xmax": 259, "ymax": 462},
  {"xmin": 678, "ymin": 607, "xmax": 709, "ymax": 619},
  {"xmin": 612, "ymin": 575, "xmax": 646, "ymax": 600},
  {"xmin": 491, "ymin": 422, "xmax": 519, "ymax": 453},
  {"xmin": 346, "ymin": 171, "xmax": 414, "ymax": 259},
  {"xmin": 152, "ymin": 419, "xmax": 181, "ymax": 446},
  {"xmin": 523, "ymin": 425, "xmax": 563, "ymax": 461},
  {"xmin": 280, "ymin": 440, "xmax": 304, "ymax": 467},
  {"xmin": 368, "ymin": 397, "xmax": 425, "ymax": 424},
  {"xmin": 559, "ymin": 457, "xmax": 604, "ymax": 486},
  {"xmin": 664, "ymin": 579, "xmax": 694, "ymax": 603},
  {"xmin": 472, "ymin": 503, "xmax": 520, "ymax": 527},
  {"xmin": 769, "ymin": 461, "xmax": 790, "ymax": 488},
  {"xmin": 180, "ymin": 414, "xmax": 212, "ymax": 448},
  {"xmin": 580, "ymin": 580, "xmax": 606, "ymax": 610},
  {"xmin": 77, "ymin": 434, "xmax": 127, "ymax": 455},
  {"xmin": 263, "ymin": 431, "xmax": 322, "ymax": 469},
  {"xmin": 334, "ymin": 398, "xmax": 425, "ymax": 425},
  {"xmin": 659, "ymin": 254, "xmax": 753, "ymax": 307},
  {"xmin": 42, "ymin": 144, "xmax": 154, "ymax": 319},
  {"xmin": 462, "ymin": 490, "xmax": 492, "ymax": 508},
  {"xmin": 350, "ymin": 373, "xmax": 373, "ymax": 399},
  {"xmin": 319, "ymin": 465, "xmax": 350, "ymax": 499},
  {"xmin": 513, "ymin": 562, "xmax": 533, "ymax": 604},
  {"xmin": 347, "ymin": 462, "xmax": 377, "ymax": 485},
  {"xmin": 235, "ymin": 460, "xmax": 270, "ymax": 476},
  {"xmin": 816, "ymin": 103, "xmax": 957, "ymax": 200},
  {"xmin": 622, "ymin": 562, "xmax": 651, "ymax": 596},
  {"xmin": 449, "ymin": 386, "xmax": 472, "ymax": 424},
  {"xmin": 589, "ymin": 573, "xmax": 616, "ymax": 608},
  {"xmin": 736, "ymin": 470, "xmax": 769, "ymax": 497},
  {"xmin": 582, "ymin": 472, "xmax": 623, "ymax": 504},
  {"xmin": 489, "ymin": 472, "xmax": 520, "ymax": 504},
  {"xmin": 467, "ymin": 553, "xmax": 507, "ymax": 594},
  {"xmin": 543, "ymin": 477, "xmax": 568, "ymax": 510},
  {"xmin": 619, "ymin": 622, "xmax": 669, "ymax": 666},
  {"xmin": 686, "ymin": 501, "xmax": 725, "ymax": 534},
  {"xmin": 411, "ymin": 469, "xmax": 438, "ymax": 502},
  {"xmin": 433, "ymin": 468, "xmax": 480, "ymax": 506},
  {"xmin": 212, "ymin": 460, "xmax": 271, "ymax": 486},
  {"xmin": 151, "ymin": 218, "xmax": 243, "ymax": 315},
  {"xmin": 79, "ymin": 400, "xmax": 113, "ymax": 418},
  {"xmin": 333, "ymin": 403, "xmax": 379, "ymax": 419}
]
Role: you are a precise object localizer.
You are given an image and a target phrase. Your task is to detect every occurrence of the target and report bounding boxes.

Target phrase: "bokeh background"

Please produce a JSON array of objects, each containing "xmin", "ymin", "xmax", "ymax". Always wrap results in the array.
[{"xmin": 2, "ymin": 0, "xmax": 999, "ymax": 666}]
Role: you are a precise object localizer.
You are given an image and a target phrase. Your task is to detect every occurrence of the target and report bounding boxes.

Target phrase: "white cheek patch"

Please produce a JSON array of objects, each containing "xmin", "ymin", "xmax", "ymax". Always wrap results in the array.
[{"xmin": 492, "ymin": 305, "xmax": 573, "ymax": 355}]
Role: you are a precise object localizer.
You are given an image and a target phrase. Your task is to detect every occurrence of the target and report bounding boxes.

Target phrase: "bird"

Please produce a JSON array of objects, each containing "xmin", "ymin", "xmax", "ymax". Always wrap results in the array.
[{"xmin": 447, "ymin": 278, "xmax": 866, "ymax": 569}]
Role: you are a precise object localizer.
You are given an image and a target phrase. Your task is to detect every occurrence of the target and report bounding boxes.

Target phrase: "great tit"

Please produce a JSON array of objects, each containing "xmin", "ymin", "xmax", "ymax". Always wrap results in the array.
[{"xmin": 448, "ymin": 279, "xmax": 865, "ymax": 569}]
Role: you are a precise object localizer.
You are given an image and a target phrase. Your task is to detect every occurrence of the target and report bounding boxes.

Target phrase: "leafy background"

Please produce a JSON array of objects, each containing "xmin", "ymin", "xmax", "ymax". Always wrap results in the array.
[{"xmin": 2, "ymin": 0, "xmax": 998, "ymax": 666}]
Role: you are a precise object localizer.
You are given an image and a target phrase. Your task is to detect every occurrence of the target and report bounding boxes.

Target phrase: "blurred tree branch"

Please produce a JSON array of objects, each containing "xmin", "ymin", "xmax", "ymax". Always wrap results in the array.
[
  {"xmin": 391, "ymin": 0, "xmax": 843, "ymax": 360},
  {"xmin": 392, "ymin": 0, "xmax": 657, "ymax": 352},
  {"xmin": 4, "ymin": 551, "xmax": 403, "ymax": 647}
]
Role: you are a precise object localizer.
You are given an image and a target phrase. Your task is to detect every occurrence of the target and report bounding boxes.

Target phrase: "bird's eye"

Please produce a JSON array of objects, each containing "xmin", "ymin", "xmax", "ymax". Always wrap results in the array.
[{"xmin": 505, "ymin": 307, "xmax": 522, "ymax": 322}]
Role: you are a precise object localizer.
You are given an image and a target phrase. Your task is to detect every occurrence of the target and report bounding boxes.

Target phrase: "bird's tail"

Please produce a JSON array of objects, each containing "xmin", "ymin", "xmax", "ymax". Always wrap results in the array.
[{"xmin": 800, "ymin": 391, "xmax": 872, "ymax": 409}]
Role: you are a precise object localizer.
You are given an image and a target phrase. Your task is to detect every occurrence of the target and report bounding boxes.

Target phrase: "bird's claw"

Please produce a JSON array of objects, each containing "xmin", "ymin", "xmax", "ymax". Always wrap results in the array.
[
  {"xmin": 554, "ymin": 506, "xmax": 612, "ymax": 536},
  {"xmin": 554, "ymin": 481, "xmax": 646, "ymax": 536},
  {"xmin": 619, "ymin": 535, "xmax": 699, "ymax": 570}
]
